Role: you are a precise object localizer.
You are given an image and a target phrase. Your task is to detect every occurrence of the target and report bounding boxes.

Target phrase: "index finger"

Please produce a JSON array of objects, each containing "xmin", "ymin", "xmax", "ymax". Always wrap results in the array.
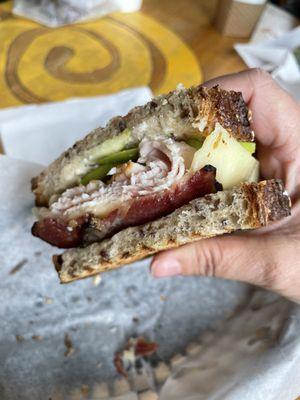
[
  {"xmin": 202, "ymin": 68, "xmax": 267, "ymax": 104},
  {"xmin": 202, "ymin": 68, "xmax": 300, "ymax": 148}
]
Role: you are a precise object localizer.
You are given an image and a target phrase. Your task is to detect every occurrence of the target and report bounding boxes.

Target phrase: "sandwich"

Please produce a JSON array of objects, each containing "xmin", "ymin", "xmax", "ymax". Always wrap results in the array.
[{"xmin": 31, "ymin": 85, "xmax": 291, "ymax": 283}]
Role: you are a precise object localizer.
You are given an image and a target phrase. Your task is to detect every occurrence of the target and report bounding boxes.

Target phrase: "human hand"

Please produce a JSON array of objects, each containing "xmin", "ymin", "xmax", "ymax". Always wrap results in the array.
[{"xmin": 151, "ymin": 69, "xmax": 300, "ymax": 303}]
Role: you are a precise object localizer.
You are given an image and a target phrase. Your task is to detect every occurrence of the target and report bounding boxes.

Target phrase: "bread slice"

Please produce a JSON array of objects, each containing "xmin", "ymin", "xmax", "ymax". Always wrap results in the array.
[
  {"xmin": 54, "ymin": 180, "xmax": 291, "ymax": 283},
  {"xmin": 32, "ymin": 85, "xmax": 254, "ymax": 206}
]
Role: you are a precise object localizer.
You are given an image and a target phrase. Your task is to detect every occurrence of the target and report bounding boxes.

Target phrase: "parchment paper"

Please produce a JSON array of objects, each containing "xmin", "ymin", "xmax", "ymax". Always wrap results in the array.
[{"xmin": 0, "ymin": 155, "xmax": 251, "ymax": 399}]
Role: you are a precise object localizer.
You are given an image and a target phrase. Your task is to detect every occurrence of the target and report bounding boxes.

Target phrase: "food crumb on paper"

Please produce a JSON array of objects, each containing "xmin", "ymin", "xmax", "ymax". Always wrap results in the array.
[
  {"xmin": 9, "ymin": 258, "xmax": 28, "ymax": 275},
  {"xmin": 139, "ymin": 390, "xmax": 158, "ymax": 400},
  {"xmin": 64, "ymin": 333, "xmax": 75, "ymax": 357},
  {"xmin": 44, "ymin": 297, "xmax": 53, "ymax": 305},
  {"xmin": 15, "ymin": 334, "xmax": 25, "ymax": 342},
  {"xmin": 32, "ymin": 335, "xmax": 43, "ymax": 341},
  {"xmin": 92, "ymin": 274, "xmax": 102, "ymax": 286},
  {"xmin": 81, "ymin": 384, "xmax": 89, "ymax": 397}
]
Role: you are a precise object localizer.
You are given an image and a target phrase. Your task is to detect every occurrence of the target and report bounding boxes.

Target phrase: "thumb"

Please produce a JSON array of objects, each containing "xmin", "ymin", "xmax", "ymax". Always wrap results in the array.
[{"xmin": 150, "ymin": 234, "xmax": 285, "ymax": 290}]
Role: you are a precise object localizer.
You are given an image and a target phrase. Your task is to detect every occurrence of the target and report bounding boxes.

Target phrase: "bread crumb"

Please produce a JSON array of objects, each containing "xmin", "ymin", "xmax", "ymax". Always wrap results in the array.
[
  {"xmin": 153, "ymin": 362, "xmax": 170, "ymax": 383},
  {"xmin": 44, "ymin": 297, "xmax": 53, "ymax": 304},
  {"xmin": 138, "ymin": 390, "xmax": 158, "ymax": 400},
  {"xmin": 64, "ymin": 333, "xmax": 75, "ymax": 357},
  {"xmin": 170, "ymin": 354, "xmax": 186, "ymax": 368},
  {"xmin": 92, "ymin": 274, "xmax": 102, "ymax": 286},
  {"xmin": 186, "ymin": 342, "xmax": 201, "ymax": 356},
  {"xmin": 32, "ymin": 335, "xmax": 43, "ymax": 341},
  {"xmin": 81, "ymin": 385, "xmax": 89, "ymax": 397},
  {"xmin": 16, "ymin": 335, "xmax": 25, "ymax": 342},
  {"xmin": 160, "ymin": 295, "xmax": 167, "ymax": 301},
  {"xmin": 9, "ymin": 259, "xmax": 27, "ymax": 275}
]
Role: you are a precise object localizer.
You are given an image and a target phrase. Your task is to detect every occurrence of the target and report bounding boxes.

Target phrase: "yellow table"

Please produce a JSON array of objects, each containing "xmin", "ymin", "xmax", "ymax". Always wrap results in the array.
[{"xmin": 0, "ymin": 0, "xmax": 245, "ymax": 109}]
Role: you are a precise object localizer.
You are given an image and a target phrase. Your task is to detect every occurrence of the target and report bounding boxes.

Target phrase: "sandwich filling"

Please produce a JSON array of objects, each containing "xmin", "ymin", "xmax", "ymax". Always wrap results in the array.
[{"xmin": 32, "ymin": 124, "xmax": 259, "ymax": 248}]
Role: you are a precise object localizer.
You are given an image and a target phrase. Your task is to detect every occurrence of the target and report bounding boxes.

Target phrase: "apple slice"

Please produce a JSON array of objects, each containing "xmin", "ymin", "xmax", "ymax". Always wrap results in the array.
[{"xmin": 191, "ymin": 123, "xmax": 259, "ymax": 189}]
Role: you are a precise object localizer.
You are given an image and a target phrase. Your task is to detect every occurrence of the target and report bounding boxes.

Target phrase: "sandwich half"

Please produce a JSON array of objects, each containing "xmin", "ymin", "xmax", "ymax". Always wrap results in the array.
[{"xmin": 31, "ymin": 85, "xmax": 291, "ymax": 283}]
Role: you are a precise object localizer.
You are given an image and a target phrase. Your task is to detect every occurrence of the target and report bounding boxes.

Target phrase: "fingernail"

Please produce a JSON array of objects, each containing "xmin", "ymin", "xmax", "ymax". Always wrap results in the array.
[{"xmin": 151, "ymin": 259, "xmax": 182, "ymax": 277}]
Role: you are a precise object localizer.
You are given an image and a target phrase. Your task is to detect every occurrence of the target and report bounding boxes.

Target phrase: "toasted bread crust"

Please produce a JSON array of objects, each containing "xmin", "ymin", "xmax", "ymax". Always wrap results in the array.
[
  {"xmin": 32, "ymin": 85, "xmax": 253, "ymax": 206},
  {"xmin": 54, "ymin": 180, "xmax": 290, "ymax": 283}
]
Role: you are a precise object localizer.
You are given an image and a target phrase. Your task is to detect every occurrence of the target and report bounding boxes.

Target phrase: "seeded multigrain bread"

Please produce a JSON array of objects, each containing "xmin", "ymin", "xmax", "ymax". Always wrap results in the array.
[
  {"xmin": 32, "ymin": 85, "xmax": 254, "ymax": 207},
  {"xmin": 54, "ymin": 180, "xmax": 291, "ymax": 283}
]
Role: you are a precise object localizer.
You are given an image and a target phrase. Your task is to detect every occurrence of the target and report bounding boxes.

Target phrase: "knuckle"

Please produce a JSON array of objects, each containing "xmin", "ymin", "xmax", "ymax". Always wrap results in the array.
[
  {"xmin": 249, "ymin": 67, "xmax": 271, "ymax": 81},
  {"xmin": 193, "ymin": 240, "xmax": 223, "ymax": 277},
  {"xmin": 258, "ymin": 260, "xmax": 280, "ymax": 290},
  {"xmin": 257, "ymin": 239, "xmax": 291, "ymax": 291},
  {"xmin": 248, "ymin": 67, "xmax": 274, "ymax": 88}
]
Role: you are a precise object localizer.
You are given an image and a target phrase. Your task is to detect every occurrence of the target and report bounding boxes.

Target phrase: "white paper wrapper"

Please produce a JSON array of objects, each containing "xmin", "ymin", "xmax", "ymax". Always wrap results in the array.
[
  {"xmin": 0, "ymin": 87, "xmax": 152, "ymax": 166},
  {"xmin": 13, "ymin": 0, "xmax": 143, "ymax": 27},
  {"xmin": 160, "ymin": 291, "xmax": 300, "ymax": 400},
  {"xmin": 250, "ymin": 4, "xmax": 299, "ymax": 43},
  {"xmin": 0, "ymin": 155, "xmax": 252, "ymax": 399},
  {"xmin": 235, "ymin": 27, "xmax": 300, "ymax": 100}
]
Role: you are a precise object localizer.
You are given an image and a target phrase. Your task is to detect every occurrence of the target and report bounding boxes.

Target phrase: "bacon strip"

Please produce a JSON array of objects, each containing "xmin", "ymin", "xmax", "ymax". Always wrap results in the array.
[
  {"xmin": 86, "ymin": 166, "xmax": 218, "ymax": 242},
  {"xmin": 31, "ymin": 216, "xmax": 88, "ymax": 249},
  {"xmin": 32, "ymin": 166, "xmax": 219, "ymax": 248}
]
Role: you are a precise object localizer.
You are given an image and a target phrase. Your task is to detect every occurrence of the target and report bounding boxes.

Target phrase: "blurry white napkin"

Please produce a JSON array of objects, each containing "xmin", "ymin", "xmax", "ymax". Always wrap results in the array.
[
  {"xmin": 0, "ymin": 86, "xmax": 152, "ymax": 166},
  {"xmin": 13, "ymin": 0, "xmax": 143, "ymax": 27},
  {"xmin": 235, "ymin": 27, "xmax": 300, "ymax": 100}
]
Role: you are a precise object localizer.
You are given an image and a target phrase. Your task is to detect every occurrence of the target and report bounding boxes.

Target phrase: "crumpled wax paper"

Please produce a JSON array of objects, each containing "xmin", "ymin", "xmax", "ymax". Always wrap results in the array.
[
  {"xmin": 235, "ymin": 27, "xmax": 300, "ymax": 101},
  {"xmin": 0, "ymin": 87, "xmax": 300, "ymax": 399},
  {"xmin": 13, "ymin": 0, "xmax": 143, "ymax": 27}
]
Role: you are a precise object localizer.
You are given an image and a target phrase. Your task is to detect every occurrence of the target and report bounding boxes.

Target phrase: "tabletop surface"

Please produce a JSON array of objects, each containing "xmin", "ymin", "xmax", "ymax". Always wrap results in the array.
[{"xmin": 0, "ymin": 0, "xmax": 246, "ymax": 110}]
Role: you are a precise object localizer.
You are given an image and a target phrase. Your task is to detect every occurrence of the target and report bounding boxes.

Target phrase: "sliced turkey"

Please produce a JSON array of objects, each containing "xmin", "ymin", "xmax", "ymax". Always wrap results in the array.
[{"xmin": 32, "ymin": 138, "xmax": 218, "ymax": 248}]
